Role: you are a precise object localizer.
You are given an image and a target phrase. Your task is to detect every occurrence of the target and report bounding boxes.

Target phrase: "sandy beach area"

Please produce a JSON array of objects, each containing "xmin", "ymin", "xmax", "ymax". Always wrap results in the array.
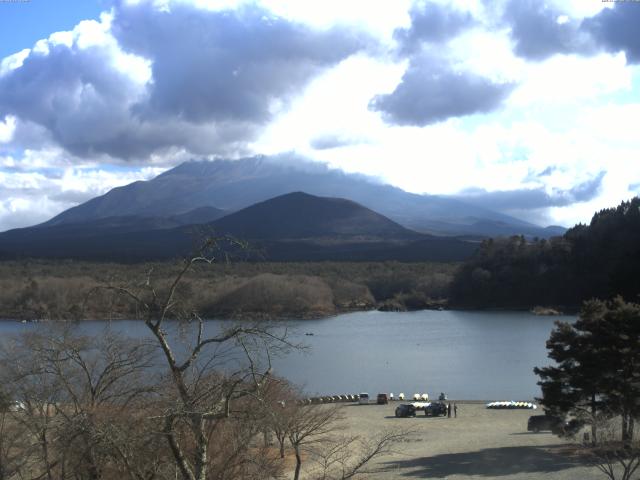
[{"xmin": 330, "ymin": 402, "xmax": 604, "ymax": 480}]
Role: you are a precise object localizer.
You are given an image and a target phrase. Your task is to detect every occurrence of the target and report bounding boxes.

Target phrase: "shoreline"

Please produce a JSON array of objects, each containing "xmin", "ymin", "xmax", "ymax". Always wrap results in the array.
[
  {"xmin": 0, "ymin": 304, "xmax": 577, "ymax": 323},
  {"xmin": 0, "ymin": 305, "xmax": 579, "ymax": 323}
]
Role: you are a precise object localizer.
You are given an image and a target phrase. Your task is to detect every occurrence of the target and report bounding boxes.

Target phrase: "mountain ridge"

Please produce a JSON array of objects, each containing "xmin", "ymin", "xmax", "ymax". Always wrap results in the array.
[
  {"xmin": 209, "ymin": 191, "xmax": 421, "ymax": 241},
  {"xmin": 41, "ymin": 155, "xmax": 563, "ymax": 238},
  {"xmin": 0, "ymin": 192, "xmax": 476, "ymax": 262}
]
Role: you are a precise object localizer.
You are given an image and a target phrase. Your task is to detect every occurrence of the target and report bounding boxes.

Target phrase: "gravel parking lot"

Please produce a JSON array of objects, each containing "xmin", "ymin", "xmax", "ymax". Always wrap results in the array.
[{"xmin": 336, "ymin": 402, "xmax": 604, "ymax": 480}]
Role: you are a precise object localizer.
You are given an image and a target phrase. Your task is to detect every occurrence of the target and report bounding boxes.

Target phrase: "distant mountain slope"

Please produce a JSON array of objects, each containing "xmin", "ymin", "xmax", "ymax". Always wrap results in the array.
[
  {"xmin": 42, "ymin": 155, "xmax": 562, "ymax": 238},
  {"xmin": 0, "ymin": 192, "xmax": 475, "ymax": 262},
  {"xmin": 29, "ymin": 206, "xmax": 227, "ymax": 233},
  {"xmin": 170, "ymin": 206, "xmax": 227, "ymax": 225}
]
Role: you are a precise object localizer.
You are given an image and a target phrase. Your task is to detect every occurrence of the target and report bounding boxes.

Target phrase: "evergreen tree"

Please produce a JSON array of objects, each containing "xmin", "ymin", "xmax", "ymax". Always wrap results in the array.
[
  {"xmin": 451, "ymin": 196, "xmax": 640, "ymax": 309},
  {"xmin": 535, "ymin": 298, "xmax": 640, "ymax": 444}
]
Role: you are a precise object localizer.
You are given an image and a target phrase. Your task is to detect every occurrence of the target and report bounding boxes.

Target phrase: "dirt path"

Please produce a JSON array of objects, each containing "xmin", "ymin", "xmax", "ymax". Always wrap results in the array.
[{"xmin": 334, "ymin": 403, "xmax": 603, "ymax": 480}]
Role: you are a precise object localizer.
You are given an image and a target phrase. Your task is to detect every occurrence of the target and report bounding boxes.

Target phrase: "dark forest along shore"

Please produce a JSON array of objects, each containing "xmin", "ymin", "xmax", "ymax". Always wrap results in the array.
[{"xmin": 0, "ymin": 310, "xmax": 570, "ymax": 400}]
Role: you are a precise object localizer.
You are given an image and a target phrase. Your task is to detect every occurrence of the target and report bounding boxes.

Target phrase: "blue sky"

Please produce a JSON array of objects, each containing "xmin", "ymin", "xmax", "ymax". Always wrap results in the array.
[
  {"xmin": 0, "ymin": 0, "xmax": 639, "ymax": 231},
  {"xmin": 0, "ymin": 0, "xmax": 105, "ymax": 59}
]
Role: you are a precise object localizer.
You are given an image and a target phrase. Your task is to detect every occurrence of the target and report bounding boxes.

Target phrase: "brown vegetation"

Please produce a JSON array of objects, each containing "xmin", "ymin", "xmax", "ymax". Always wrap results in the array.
[
  {"xmin": 0, "ymin": 260, "xmax": 458, "ymax": 320},
  {"xmin": 0, "ymin": 250, "xmax": 407, "ymax": 480}
]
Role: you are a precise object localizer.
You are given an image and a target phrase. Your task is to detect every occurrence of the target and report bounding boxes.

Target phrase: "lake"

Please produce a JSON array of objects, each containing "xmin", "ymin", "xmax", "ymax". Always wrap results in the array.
[{"xmin": 0, "ymin": 310, "xmax": 571, "ymax": 400}]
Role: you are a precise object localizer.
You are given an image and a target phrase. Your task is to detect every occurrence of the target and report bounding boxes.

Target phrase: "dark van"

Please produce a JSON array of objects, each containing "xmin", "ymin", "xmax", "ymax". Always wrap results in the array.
[
  {"xmin": 425, "ymin": 402, "xmax": 447, "ymax": 417},
  {"xmin": 395, "ymin": 404, "xmax": 416, "ymax": 417},
  {"xmin": 527, "ymin": 415, "xmax": 564, "ymax": 433}
]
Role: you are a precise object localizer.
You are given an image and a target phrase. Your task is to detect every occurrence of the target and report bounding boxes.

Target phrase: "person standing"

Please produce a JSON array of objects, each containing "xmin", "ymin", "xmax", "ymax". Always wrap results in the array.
[
  {"xmin": 447, "ymin": 403, "xmax": 451, "ymax": 418},
  {"xmin": 454, "ymin": 403, "xmax": 458, "ymax": 418}
]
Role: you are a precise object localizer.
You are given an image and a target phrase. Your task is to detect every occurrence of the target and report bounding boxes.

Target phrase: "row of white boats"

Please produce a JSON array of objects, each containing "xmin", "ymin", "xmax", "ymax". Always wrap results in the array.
[
  {"xmin": 303, "ymin": 396, "xmax": 538, "ymax": 409},
  {"xmin": 486, "ymin": 401, "xmax": 537, "ymax": 409}
]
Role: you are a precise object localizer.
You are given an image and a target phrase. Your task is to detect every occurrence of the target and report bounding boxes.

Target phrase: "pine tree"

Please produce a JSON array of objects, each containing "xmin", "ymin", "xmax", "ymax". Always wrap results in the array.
[{"xmin": 535, "ymin": 297, "xmax": 640, "ymax": 444}]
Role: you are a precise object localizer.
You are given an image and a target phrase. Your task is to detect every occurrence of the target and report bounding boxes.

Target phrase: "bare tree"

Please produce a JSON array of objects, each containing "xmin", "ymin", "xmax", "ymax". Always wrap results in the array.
[
  {"xmin": 0, "ymin": 395, "xmax": 32, "ymax": 480},
  {"xmin": 288, "ymin": 404, "xmax": 344, "ymax": 480},
  {"xmin": 90, "ymin": 240, "xmax": 294, "ymax": 480},
  {"xmin": 1, "ymin": 332, "xmax": 67, "ymax": 480},
  {"xmin": 310, "ymin": 429, "xmax": 407, "ymax": 480},
  {"xmin": 0, "ymin": 325, "xmax": 161, "ymax": 480},
  {"xmin": 3, "ymin": 239, "xmax": 402, "ymax": 480},
  {"xmin": 286, "ymin": 402, "xmax": 407, "ymax": 480},
  {"xmin": 259, "ymin": 377, "xmax": 300, "ymax": 459},
  {"xmin": 579, "ymin": 413, "xmax": 640, "ymax": 480}
]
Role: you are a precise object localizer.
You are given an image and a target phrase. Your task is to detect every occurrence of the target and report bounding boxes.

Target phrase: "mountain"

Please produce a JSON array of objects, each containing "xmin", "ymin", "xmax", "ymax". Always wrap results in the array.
[
  {"xmin": 42, "ymin": 155, "xmax": 563, "ymax": 238},
  {"xmin": 0, "ymin": 192, "xmax": 475, "ymax": 262},
  {"xmin": 209, "ymin": 192, "xmax": 419, "ymax": 240},
  {"xmin": 169, "ymin": 206, "xmax": 227, "ymax": 226},
  {"xmin": 28, "ymin": 206, "xmax": 227, "ymax": 234}
]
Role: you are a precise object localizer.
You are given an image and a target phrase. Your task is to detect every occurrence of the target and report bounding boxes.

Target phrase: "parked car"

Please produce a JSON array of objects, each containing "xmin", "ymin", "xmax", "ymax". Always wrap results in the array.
[
  {"xmin": 527, "ymin": 415, "xmax": 564, "ymax": 433},
  {"xmin": 359, "ymin": 393, "xmax": 369, "ymax": 405},
  {"xmin": 425, "ymin": 402, "xmax": 447, "ymax": 417},
  {"xmin": 395, "ymin": 404, "xmax": 417, "ymax": 417},
  {"xmin": 564, "ymin": 418, "xmax": 586, "ymax": 436},
  {"xmin": 377, "ymin": 393, "xmax": 389, "ymax": 405}
]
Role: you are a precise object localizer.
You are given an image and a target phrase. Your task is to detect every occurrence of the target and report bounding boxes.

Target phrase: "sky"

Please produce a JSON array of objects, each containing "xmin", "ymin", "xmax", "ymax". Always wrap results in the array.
[{"xmin": 0, "ymin": 0, "xmax": 639, "ymax": 231}]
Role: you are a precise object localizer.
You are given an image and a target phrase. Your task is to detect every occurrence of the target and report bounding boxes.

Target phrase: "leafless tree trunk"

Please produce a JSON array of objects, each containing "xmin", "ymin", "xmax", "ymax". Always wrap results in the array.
[
  {"xmin": 579, "ymin": 413, "xmax": 640, "ymax": 480},
  {"xmin": 0, "ymin": 325, "xmax": 160, "ymax": 480},
  {"xmin": 311, "ymin": 429, "xmax": 408, "ymax": 480},
  {"xmin": 0, "ymin": 404, "xmax": 32, "ymax": 480},
  {"xmin": 91, "ymin": 240, "xmax": 294, "ymax": 480},
  {"xmin": 0, "ymin": 240, "xmax": 295, "ymax": 480},
  {"xmin": 285, "ymin": 401, "xmax": 408, "ymax": 480},
  {"xmin": 287, "ymin": 404, "xmax": 344, "ymax": 480}
]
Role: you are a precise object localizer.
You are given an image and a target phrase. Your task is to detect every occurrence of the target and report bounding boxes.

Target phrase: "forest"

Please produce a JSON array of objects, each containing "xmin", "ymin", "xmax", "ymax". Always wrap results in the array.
[
  {"xmin": 3, "ymin": 197, "xmax": 639, "ymax": 320},
  {"xmin": 450, "ymin": 197, "xmax": 640, "ymax": 310}
]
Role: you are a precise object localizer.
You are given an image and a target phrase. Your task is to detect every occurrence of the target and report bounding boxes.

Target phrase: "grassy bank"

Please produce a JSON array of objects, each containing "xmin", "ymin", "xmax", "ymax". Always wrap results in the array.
[{"xmin": 0, "ymin": 260, "xmax": 459, "ymax": 320}]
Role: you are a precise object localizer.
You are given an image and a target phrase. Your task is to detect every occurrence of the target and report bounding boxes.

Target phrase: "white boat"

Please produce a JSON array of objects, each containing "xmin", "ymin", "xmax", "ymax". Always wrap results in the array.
[{"xmin": 486, "ymin": 401, "xmax": 537, "ymax": 409}]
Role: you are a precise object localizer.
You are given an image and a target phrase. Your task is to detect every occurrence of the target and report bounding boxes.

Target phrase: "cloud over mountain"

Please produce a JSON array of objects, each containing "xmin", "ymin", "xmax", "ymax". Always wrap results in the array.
[
  {"xmin": 502, "ymin": 0, "xmax": 594, "ymax": 61},
  {"xmin": 393, "ymin": 2, "xmax": 475, "ymax": 53},
  {"xmin": 583, "ymin": 3, "xmax": 640, "ymax": 64},
  {"xmin": 0, "ymin": 0, "xmax": 637, "ymax": 233},
  {"xmin": 453, "ymin": 171, "xmax": 606, "ymax": 212},
  {"xmin": 111, "ymin": 1, "xmax": 369, "ymax": 124},
  {"xmin": 502, "ymin": 1, "xmax": 640, "ymax": 64},
  {"xmin": 369, "ymin": 53, "xmax": 514, "ymax": 126},
  {"xmin": 0, "ymin": 1, "xmax": 369, "ymax": 162},
  {"xmin": 369, "ymin": 3, "xmax": 513, "ymax": 126}
]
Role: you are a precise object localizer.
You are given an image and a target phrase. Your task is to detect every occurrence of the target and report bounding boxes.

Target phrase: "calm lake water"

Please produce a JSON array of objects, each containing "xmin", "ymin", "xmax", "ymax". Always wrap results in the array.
[{"xmin": 0, "ymin": 310, "xmax": 572, "ymax": 400}]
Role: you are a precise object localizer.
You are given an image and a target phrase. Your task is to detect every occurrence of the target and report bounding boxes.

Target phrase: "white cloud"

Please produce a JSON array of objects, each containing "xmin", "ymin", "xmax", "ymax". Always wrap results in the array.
[
  {"xmin": 451, "ymin": 28, "xmax": 524, "ymax": 82},
  {"xmin": 0, "ymin": 0, "xmax": 639, "ymax": 230},
  {"xmin": 254, "ymin": 54, "xmax": 404, "ymax": 155},
  {"xmin": 549, "ymin": 0, "xmax": 607, "ymax": 18},
  {"xmin": 0, "ymin": 116, "xmax": 16, "ymax": 143},
  {"xmin": 0, "ymin": 49, "xmax": 30, "ymax": 76},
  {"xmin": 0, "ymin": 166, "xmax": 165, "ymax": 232},
  {"xmin": 509, "ymin": 52, "xmax": 631, "ymax": 107},
  {"xmin": 259, "ymin": 0, "xmax": 412, "ymax": 40}
]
